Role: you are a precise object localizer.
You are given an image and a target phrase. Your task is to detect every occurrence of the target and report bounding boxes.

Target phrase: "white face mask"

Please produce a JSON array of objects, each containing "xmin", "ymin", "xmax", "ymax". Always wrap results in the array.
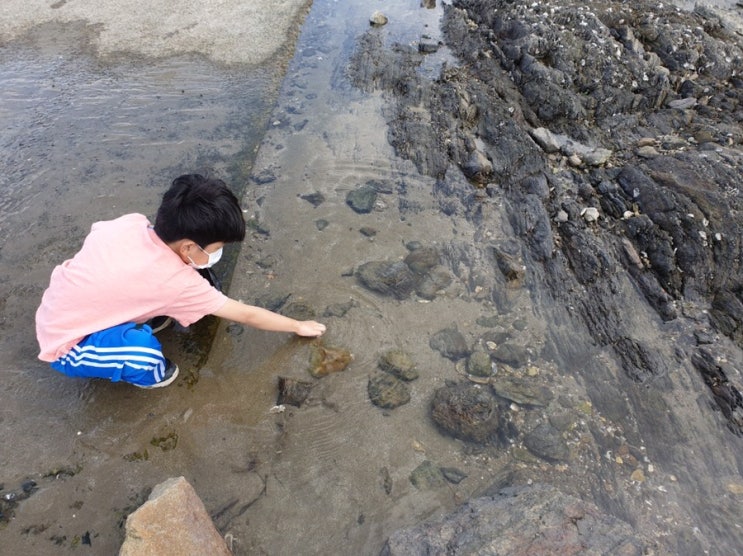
[{"xmin": 188, "ymin": 245, "xmax": 223, "ymax": 269}]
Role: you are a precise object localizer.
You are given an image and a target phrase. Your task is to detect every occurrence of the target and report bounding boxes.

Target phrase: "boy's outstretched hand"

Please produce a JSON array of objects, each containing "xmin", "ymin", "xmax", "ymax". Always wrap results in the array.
[
  {"xmin": 295, "ymin": 321, "xmax": 326, "ymax": 337},
  {"xmin": 213, "ymin": 299, "xmax": 326, "ymax": 337}
]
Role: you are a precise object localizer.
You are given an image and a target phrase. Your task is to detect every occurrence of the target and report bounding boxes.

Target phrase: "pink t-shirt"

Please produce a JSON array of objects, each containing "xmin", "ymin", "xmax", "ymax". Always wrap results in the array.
[{"xmin": 35, "ymin": 213, "xmax": 228, "ymax": 362}]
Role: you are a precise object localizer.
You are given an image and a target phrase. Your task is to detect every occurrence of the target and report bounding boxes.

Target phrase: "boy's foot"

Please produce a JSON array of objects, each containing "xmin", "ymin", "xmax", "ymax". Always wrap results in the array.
[
  {"xmin": 147, "ymin": 316, "xmax": 174, "ymax": 333},
  {"xmin": 136, "ymin": 360, "xmax": 179, "ymax": 389}
]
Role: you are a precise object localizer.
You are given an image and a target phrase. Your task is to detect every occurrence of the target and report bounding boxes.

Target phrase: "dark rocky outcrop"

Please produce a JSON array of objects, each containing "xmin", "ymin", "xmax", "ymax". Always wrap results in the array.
[
  {"xmin": 382, "ymin": 484, "xmax": 649, "ymax": 555},
  {"xmin": 350, "ymin": 0, "xmax": 743, "ymax": 425}
]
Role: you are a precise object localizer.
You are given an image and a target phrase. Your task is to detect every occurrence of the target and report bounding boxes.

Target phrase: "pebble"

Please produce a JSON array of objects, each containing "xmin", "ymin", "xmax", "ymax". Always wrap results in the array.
[
  {"xmin": 568, "ymin": 154, "xmax": 583, "ymax": 167},
  {"xmin": 726, "ymin": 482, "xmax": 743, "ymax": 495},
  {"xmin": 636, "ymin": 145, "xmax": 659, "ymax": 158},
  {"xmin": 581, "ymin": 207, "xmax": 600, "ymax": 222},
  {"xmin": 370, "ymin": 11, "xmax": 388, "ymax": 26}
]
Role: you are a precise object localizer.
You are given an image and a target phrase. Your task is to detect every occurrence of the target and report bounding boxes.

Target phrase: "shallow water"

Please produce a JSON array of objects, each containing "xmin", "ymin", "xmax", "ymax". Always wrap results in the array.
[
  {"xmin": 2, "ymin": 0, "xmax": 743, "ymax": 555},
  {"xmin": 0, "ymin": 24, "xmax": 283, "ymax": 554}
]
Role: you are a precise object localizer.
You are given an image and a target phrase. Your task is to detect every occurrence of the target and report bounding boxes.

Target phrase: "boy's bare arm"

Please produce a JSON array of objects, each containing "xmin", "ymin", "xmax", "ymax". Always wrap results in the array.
[{"xmin": 212, "ymin": 298, "xmax": 326, "ymax": 337}]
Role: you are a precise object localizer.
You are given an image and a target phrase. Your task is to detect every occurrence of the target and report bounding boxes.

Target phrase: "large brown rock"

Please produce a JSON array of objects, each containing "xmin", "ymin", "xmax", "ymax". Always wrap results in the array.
[{"xmin": 119, "ymin": 476, "xmax": 230, "ymax": 556}]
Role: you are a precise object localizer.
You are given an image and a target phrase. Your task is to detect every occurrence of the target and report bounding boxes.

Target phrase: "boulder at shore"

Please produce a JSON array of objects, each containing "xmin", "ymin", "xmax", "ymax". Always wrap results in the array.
[{"xmin": 119, "ymin": 476, "xmax": 230, "ymax": 556}]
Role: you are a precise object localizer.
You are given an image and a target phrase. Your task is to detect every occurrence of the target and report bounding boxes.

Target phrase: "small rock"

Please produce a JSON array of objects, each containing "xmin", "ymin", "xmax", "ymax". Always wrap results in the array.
[
  {"xmin": 630, "ymin": 469, "xmax": 646, "ymax": 482},
  {"xmin": 490, "ymin": 343, "xmax": 528, "ymax": 368},
  {"xmin": 581, "ymin": 207, "xmax": 600, "ymax": 222},
  {"xmin": 466, "ymin": 351, "xmax": 494, "ymax": 377},
  {"xmin": 418, "ymin": 40, "xmax": 440, "ymax": 54},
  {"xmin": 346, "ymin": 184, "xmax": 378, "ymax": 213},
  {"xmin": 404, "ymin": 247, "xmax": 440, "ymax": 274},
  {"xmin": 300, "ymin": 192, "xmax": 325, "ymax": 207},
  {"xmin": 416, "ymin": 269, "xmax": 452, "ymax": 300},
  {"xmin": 356, "ymin": 260, "xmax": 418, "ymax": 299},
  {"xmin": 360, "ymin": 226, "xmax": 377, "ymax": 238},
  {"xmin": 277, "ymin": 376, "xmax": 314, "ymax": 407},
  {"xmin": 322, "ymin": 299, "xmax": 356, "ymax": 318},
  {"xmin": 315, "ymin": 219, "xmax": 329, "ymax": 231},
  {"xmin": 523, "ymin": 423, "xmax": 569, "ymax": 462},
  {"xmin": 370, "ymin": 11, "xmax": 388, "ymax": 26},
  {"xmin": 410, "ymin": 460, "xmax": 446, "ymax": 489},
  {"xmin": 568, "ymin": 154, "xmax": 583, "ymax": 167},
  {"xmin": 668, "ymin": 97, "xmax": 697, "ymax": 109},
  {"xmin": 379, "ymin": 349, "xmax": 419, "ymax": 381},
  {"xmin": 431, "ymin": 382, "xmax": 500, "ymax": 443},
  {"xmin": 368, "ymin": 371, "xmax": 411, "ymax": 409},
  {"xmin": 491, "ymin": 376, "xmax": 553, "ymax": 407},
  {"xmin": 726, "ymin": 482, "xmax": 743, "ymax": 495},
  {"xmin": 555, "ymin": 210, "xmax": 569, "ymax": 223},
  {"xmin": 636, "ymin": 145, "xmax": 659, "ymax": 158},
  {"xmin": 253, "ymin": 292, "xmax": 290, "ymax": 312},
  {"xmin": 440, "ymin": 467, "xmax": 467, "ymax": 484},
  {"xmin": 282, "ymin": 301, "xmax": 316, "ymax": 320},
  {"xmin": 429, "ymin": 326, "xmax": 470, "ymax": 361},
  {"xmin": 309, "ymin": 344, "xmax": 353, "ymax": 377},
  {"xmin": 582, "ymin": 148, "xmax": 612, "ymax": 166},
  {"xmin": 476, "ymin": 315, "xmax": 500, "ymax": 328},
  {"xmin": 529, "ymin": 127, "xmax": 561, "ymax": 153}
]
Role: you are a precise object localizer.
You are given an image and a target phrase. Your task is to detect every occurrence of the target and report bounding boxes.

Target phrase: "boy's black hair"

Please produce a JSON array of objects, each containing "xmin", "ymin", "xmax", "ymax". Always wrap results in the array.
[{"xmin": 154, "ymin": 174, "xmax": 246, "ymax": 247}]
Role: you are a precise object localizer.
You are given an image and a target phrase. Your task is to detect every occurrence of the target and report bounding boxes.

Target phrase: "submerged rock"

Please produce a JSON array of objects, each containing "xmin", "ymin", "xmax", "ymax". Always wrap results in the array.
[
  {"xmin": 322, "ymin": 299, "xmax": 357, "ymax": 318},
  {"xmin": 378, "ymin": 349, "xmax": 419, "ymax": 381},
  {"xmin": 382, "ymin": 484, "xmax": 648, "ymax": 555},
  {"xmin": 440, "ymin": 467, "xmax": 468, "ymax": 484},
  {"xmin": 466, "ymin": 351, "xmax": 494, "ymax": 377},
  {"xmin": 491, "ymin": 376, "xmax": 554, "ymax": 407},
  {"xmin": 309, "ymin": 343, "xmax": 353, "ymax": 378},
  {"xmin": 490, "ymin": 343, "xmax": 529, "ymax": 368},
  {"xmin": 300, "ymin": 192, "xmax": 325, "ymax": 207},
  {"xmin": 404, "ymin": 246, "xmax": 440, "ymax": 274},
  {"xmin": 346, "ymin": 183, "xmax": 378, "ymax": 213},
  {"xmin": 409, "ymin": 460, "xmax": 446, "ymax": 489},
  {"xmin": 415, "ymin": 268, "xmax": 452, "ymax": 300},
  {"xmin": 523, "ymin": 423, "xmax": 570, "ymax": 462},
  {"xmin": 368, "ymin": 370, "xmax": 411, "ymax": 409},
  {"xmin": 356, "ymin": 260, "xmax": 417, "ymax": 299},
  {"xmin": 430, "ymin": 382, "xmax": 499, "ymax": 443},
  {"xmin": 429, "ymin": 326, "xmax": 469, "ymax": 361},
  {"xmin": 281, "ymin": 301, "xmax": 316, "ymax": 320},
  {"xmin": 277, "ymin": 376, "xmax": 314, "ymax": 407}
]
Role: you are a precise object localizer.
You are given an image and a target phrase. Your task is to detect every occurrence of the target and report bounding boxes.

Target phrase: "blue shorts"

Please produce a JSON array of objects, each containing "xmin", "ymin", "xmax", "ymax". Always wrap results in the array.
[{"xmin": 50, "ymin": 322, "xmax": 167, "ymax": 387}]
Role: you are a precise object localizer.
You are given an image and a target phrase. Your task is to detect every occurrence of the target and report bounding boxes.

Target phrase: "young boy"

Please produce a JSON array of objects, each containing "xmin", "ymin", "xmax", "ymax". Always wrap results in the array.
[{"xmin": 35, "ymin": 174, "xmax": 326, "ymax": 388}]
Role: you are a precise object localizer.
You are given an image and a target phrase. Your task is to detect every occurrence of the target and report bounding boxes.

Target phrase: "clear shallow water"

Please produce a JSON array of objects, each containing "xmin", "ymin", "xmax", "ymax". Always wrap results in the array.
[{"xmin": 2, "ymin": 1, "xmax": 743, "ymax": 555}]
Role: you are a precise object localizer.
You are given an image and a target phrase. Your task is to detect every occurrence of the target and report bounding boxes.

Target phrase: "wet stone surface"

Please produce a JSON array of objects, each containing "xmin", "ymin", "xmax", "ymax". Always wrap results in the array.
[
  {"xmin": 430, "ymin": 382, "xmax": 501, "ymax": 443},
  {"xmin": 368, "ymin": 370, "xmax": 411, "ymax": 409}
]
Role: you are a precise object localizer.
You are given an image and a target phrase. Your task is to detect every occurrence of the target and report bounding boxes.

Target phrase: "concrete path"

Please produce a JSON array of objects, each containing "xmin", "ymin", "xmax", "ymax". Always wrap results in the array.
[{"xmin": 0, "ymin": 0, "xmax": 311, "ymax": 65}]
